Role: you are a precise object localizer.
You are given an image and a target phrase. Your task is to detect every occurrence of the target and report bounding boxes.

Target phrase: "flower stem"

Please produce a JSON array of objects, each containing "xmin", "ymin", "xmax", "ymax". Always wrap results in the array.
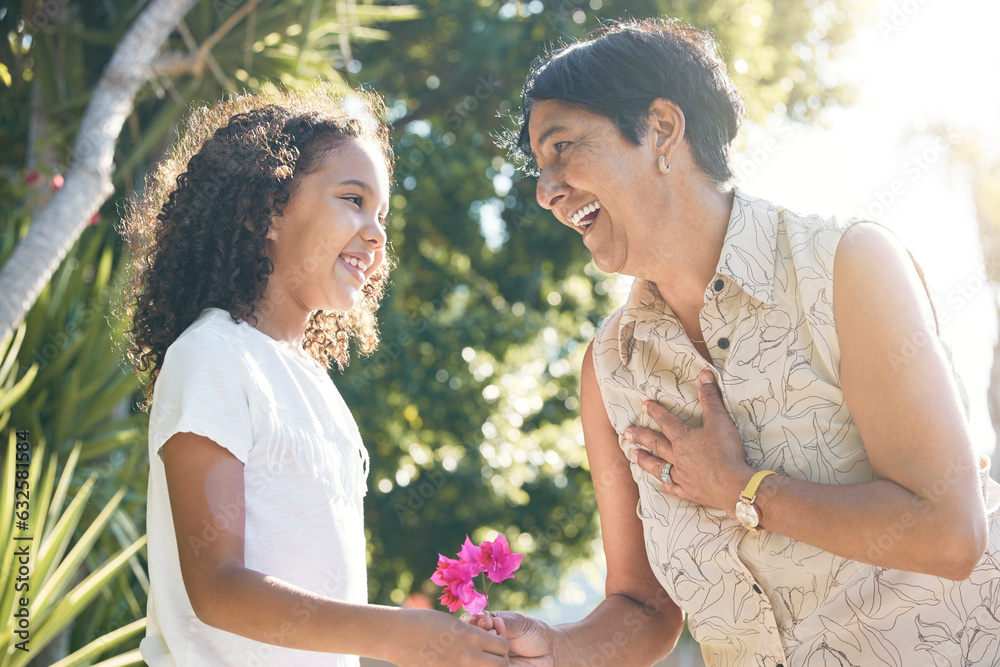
[{"xmin": 482, "ymin": 573, "xmax": 492, "ymax": 613}]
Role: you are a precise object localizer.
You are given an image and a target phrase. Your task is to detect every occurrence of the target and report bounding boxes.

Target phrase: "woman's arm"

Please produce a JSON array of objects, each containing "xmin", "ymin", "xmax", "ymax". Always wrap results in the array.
[
  {"xmin": 479, "ymin": 343, "xmax": 683, "ymax": 664},
  {"xmin": 629, "ymin": 222, "xmax": 988, "ymax": 581},
  {"xmin": 161, "ymin": 432, "xmax": 509, "ymax": 665}
]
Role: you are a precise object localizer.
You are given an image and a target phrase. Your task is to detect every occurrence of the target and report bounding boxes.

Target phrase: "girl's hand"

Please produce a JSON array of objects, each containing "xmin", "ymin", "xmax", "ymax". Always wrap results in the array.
[
  {"xmin": 625, "ymin": 370, "xmax": 755, "ymax": 516},
  {"xmin": 463, "ymin": 612, "xmax": 558, "ymax": 666},
  {"xmin": 385, "ymin": 608, "xmax": 509, "ymax": 666}
]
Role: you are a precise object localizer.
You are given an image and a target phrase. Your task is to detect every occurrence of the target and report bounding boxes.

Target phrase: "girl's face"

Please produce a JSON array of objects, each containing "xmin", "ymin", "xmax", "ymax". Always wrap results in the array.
[{"xmin": 265, "ymin": 137, "xmax": 389, "ymax": 313}]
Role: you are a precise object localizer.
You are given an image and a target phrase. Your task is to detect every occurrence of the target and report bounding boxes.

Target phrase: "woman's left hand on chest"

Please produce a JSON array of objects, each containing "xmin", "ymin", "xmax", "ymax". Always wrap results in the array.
[{"xmin": 626, "ymin": 370, "xmax": 753, "ymax": 515}]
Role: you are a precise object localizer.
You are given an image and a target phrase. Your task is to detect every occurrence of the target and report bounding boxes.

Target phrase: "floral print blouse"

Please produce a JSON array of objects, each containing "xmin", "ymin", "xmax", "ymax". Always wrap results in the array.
[{"xmin": 591, "ymin": 189, "xmax": 1000, "ymax": 666}]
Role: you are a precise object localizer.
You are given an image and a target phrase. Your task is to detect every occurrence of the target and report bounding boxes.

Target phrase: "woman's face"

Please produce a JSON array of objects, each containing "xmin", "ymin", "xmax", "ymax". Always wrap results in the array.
[
  {"xmin": 265, "ymin": 137, "xmax": 389, "ymax": 313},
  {"xmin": 528, "ymin": 99, "xmax": 658, "ymax": 275}
]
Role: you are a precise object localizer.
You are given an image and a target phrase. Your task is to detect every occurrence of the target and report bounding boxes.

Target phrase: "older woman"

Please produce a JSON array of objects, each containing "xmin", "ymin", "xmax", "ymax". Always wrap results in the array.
[{"xmin": 474, "ymin": 17, "xmax": 1000, "ymax": 667}]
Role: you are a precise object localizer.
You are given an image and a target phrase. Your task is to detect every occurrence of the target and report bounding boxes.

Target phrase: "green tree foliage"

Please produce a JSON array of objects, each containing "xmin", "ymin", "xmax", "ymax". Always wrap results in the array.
[
  {"xmin": 0, "ymin": 0, "xmax": 869, "ymax": 636},
  {"xmin": 0, "ymin": 0, "xmax": 416, "ymax": 660},
  {"xmin": 341, "ymin": 0, "xmax": 869, "ymax": 607}
]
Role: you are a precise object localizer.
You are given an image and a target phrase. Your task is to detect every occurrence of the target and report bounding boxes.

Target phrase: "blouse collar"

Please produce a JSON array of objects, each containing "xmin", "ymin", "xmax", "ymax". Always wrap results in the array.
[{"xmin": 615, "ymin": 188, "xmax": 781, "ymax": 360}]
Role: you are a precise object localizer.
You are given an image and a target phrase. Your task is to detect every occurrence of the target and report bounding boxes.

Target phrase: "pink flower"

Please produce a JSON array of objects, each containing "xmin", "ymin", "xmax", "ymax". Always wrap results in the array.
[
  {"xmin": 459, "ymin": 535, "xmax": 485, "ymax": 571},
  {"xmin": 87, "ymin": 213, "xmax": 100, "ymax": 226},
  {"xmin": 431, "ymin": 534, "xmax": 521, "ymax": 615},
  {"xmin": 477, "ymin": 535, "xmax": 523, "ymax": 584},
  {"xmin": 430, "ymin": 554, "xmax": 466, "ymax": 589},
  {"xmin": 430, "ymin": 554, "xmax": 487, "ymax": 614},
  {"xmin": 24, "ymin": 170, "xmax": 41, "ymax": 186},
  {"xmin": 438, "ymin": 586, "xmax": 465, "ymax": 613},
  {"xmin": 51, "ymin": 174, "xmax": 64, "ymax": 190}
]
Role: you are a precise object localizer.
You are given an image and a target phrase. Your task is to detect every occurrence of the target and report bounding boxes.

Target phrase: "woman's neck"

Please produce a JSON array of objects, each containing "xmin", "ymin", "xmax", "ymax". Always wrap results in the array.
[{"xmin": 646, "ymin": 179, "xmax": 735, "ymax": 321}]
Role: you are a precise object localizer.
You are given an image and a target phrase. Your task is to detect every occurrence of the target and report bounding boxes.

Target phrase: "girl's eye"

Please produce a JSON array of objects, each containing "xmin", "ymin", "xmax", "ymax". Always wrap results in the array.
[{"xmin": 345, "ymin": 195, "xmax": 363, "ymax": 207}]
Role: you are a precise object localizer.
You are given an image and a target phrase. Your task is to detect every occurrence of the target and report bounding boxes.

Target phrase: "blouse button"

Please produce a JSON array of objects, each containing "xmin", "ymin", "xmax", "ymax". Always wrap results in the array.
[
  {"xmin": 718, "ymin": 337, "xmax": 730, "ymax": 349},
  {"xmin": 753, "ymin": 584, "xmax": 763, "ymax": 594},
  {"xmin": 714, "ymin": 279, "xmax": 725, "ymax": 292}
]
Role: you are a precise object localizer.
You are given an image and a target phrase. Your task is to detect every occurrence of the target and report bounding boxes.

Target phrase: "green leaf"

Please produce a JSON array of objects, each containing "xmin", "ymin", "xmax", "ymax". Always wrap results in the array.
[
  {"xmin": 88, "ymin": 649, "xmax": 146, "ymax": 667},
  {"xmin": 47, "ymin": 619, "xmax": 146, "ymax": 667},
  {"xmin": 28, "ymin": 536, "xmax": 147, "ymax": 662},
  {"xmin": 31, "ymin": 485, "xmax": 126, "ymax": 627}
]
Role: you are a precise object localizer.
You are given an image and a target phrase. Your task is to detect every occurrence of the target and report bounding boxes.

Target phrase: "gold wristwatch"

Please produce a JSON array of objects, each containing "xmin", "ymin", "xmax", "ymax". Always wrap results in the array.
[{"xmin": 735, "ymin": 470, "xmax": 778, "ymax": 531}]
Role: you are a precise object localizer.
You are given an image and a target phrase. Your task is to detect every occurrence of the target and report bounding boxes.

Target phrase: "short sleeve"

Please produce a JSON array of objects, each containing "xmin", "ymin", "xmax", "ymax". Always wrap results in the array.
[{"xmin": 149, "ymin": 329, "xmax": 255, "ymax": 464}]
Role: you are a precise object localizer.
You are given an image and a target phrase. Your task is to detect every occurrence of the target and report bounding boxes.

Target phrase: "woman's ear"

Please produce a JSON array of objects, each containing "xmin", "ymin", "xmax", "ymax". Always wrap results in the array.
[{"xmin": 647, "ymin": 98, "xmax": 686, "ymax": 162}]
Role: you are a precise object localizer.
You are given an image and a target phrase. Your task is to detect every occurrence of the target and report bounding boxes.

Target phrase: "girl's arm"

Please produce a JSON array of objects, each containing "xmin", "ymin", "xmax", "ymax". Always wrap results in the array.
[
  {"xmin": 473, "ymin": 343, "xmax": 684, "ymax": 664},
  {"xmin": 629, "ymin": 222, "xmax": 988, "ymax": 581},
  {"xmin": 162, "ymin": 433, "xmax": 509, "ymax": 666}
]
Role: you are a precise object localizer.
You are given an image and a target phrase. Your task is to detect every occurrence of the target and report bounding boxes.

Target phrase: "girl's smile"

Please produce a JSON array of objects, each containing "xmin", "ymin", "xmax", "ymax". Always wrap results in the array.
[{"xmin": 259, "ymin": 137, "xmax": 390, "ymax": 341}]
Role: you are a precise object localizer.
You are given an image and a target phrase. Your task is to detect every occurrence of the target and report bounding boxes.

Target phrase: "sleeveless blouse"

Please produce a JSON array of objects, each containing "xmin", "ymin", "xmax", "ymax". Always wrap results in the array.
[{"xmin": 591, "ymin": 189, "xmax": 1000, "ymax": 666}]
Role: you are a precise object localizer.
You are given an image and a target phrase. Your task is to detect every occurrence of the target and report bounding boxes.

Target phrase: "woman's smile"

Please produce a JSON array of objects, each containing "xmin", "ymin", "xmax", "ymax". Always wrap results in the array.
[{"xmin": 568, "ymin": 200, "xmax": 601, "ymax": 228}]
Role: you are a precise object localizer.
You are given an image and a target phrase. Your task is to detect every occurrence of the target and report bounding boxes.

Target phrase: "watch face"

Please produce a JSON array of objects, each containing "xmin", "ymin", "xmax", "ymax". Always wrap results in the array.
[{"xmin": 736, "ymin": 500, "xmax": 760, "ymax": 529}]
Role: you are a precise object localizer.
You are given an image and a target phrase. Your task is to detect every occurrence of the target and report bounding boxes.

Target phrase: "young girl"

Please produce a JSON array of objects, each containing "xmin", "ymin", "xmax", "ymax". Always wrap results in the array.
[{"xmin": 123, "ymin": 88, "xmax": 510, "ymax": 666}]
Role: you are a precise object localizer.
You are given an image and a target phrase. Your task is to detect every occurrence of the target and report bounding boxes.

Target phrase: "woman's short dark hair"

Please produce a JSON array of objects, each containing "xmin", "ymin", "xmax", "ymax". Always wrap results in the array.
[{"xmin": 512, "ymin": 17, "xmax": 745, "ymax": 183}]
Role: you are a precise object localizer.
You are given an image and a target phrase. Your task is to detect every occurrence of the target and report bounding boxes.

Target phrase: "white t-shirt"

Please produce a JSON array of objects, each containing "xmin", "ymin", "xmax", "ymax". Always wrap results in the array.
[{"xmin": 140, "ymin": 308, "xmax": 369, "ymax": 667}]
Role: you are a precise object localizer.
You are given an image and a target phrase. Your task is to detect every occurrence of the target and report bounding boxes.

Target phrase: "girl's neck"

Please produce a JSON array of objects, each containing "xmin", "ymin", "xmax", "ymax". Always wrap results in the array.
[{"xmin": 252, "ymin": 278, "xmax": 313, "ymax": 347}]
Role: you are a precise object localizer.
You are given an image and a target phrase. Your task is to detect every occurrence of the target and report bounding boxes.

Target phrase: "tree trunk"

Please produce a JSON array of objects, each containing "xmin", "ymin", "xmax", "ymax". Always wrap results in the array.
[{"xmin": 0, "ymin": 0, "xmax": 199, "ymax": 341}]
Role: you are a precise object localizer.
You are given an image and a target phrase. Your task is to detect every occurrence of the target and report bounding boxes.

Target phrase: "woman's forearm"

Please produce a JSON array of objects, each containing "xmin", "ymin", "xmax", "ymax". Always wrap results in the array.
[
  {"xmin": 750, "ymin": 464, "xmax": 987, "ymax": 580},
  {"xmin": 552, "ymin": 592, "xmax": 683, "ymax": 665}
]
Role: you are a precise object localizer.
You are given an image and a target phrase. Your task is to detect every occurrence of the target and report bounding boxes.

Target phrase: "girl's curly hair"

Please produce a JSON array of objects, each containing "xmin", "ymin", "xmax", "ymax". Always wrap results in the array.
[{"xmin": 121, "ymin": 86, "xmax": 393, "ymax": 405}]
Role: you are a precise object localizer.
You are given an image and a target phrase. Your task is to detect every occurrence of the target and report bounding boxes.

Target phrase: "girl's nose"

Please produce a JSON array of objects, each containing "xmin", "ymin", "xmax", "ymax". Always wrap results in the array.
[{"xmin": 365, "ymin": 216, "xmax": 387, "ymax": 248}]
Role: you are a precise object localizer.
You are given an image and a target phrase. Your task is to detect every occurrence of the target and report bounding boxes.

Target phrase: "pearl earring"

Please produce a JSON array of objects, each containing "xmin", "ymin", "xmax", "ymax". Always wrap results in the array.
[{"xmin": 658, "ymin": 155, "xmax": 671, "ymax": 175}]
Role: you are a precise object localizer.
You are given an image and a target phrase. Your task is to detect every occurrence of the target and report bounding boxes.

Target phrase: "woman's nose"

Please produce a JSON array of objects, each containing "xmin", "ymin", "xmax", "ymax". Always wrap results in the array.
[{"xmin": 536, "ymin": 168, "xmax": 569, "ymax": 211}]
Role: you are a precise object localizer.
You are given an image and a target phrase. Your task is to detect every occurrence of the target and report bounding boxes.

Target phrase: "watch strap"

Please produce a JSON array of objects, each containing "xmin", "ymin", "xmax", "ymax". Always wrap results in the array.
[{"xmin": 740, "ymin": 470, "xmax": 778, "ymax": 501}]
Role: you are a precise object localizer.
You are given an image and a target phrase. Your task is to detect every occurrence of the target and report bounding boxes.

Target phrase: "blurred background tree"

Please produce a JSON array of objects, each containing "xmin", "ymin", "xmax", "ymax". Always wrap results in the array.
[
  {"xmin": 342, "ymin": 0, "xmax": 871, "ymax": 608},
  {"xmin": 952, "ymin": 130, "xmax": 1000, "ymax": 478},
  {"xmin": 0, "ymin": 0, "xmax": 877, "ymax": 662}
]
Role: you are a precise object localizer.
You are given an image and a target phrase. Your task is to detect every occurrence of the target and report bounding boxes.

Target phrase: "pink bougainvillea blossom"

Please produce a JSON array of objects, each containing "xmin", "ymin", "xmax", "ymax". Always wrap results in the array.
[
  {"xmin": 459, "ymin": 535, "xmax": 485, "ymax": 571},
  {"xmin": 430, "ymin": 554, "xmax": 488, "ymax": 614},
  {"xmin": 431, "ymin": 534, "xmax": 522, "ymax": 615},
  {"xmin": 477, "ymin": 535, "xmax": 523, "ymax": 584}
]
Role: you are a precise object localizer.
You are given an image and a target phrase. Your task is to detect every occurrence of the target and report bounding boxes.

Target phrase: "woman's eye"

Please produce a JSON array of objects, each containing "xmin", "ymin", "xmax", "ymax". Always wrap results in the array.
[{"xmin": 554, "ymin": 141, "xmax": 570, "ymax": 155}]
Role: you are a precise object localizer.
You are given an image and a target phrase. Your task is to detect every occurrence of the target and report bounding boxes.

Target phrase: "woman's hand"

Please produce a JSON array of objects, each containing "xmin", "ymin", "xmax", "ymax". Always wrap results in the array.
[
  {"xmin": 385, "ymin": 608, "xmax": 510, "ymax": 666},
  {"xmin": 463, "ymin": 612, "xmax": 558, "ymax": 666},
  {"xmin": 625, "ymin": 370, "xmax": 754, "ymax": 516}
]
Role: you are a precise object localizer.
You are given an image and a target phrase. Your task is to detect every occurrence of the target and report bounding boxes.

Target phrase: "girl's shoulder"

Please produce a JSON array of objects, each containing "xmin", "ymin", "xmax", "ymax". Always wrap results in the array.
[
  {"xmin": 164, "ymin": 308, "xmax": 252, "ymax": 362},
  {"xmin": 159, "ymin": 308, "xmax": 274, "ymax": 386}
]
